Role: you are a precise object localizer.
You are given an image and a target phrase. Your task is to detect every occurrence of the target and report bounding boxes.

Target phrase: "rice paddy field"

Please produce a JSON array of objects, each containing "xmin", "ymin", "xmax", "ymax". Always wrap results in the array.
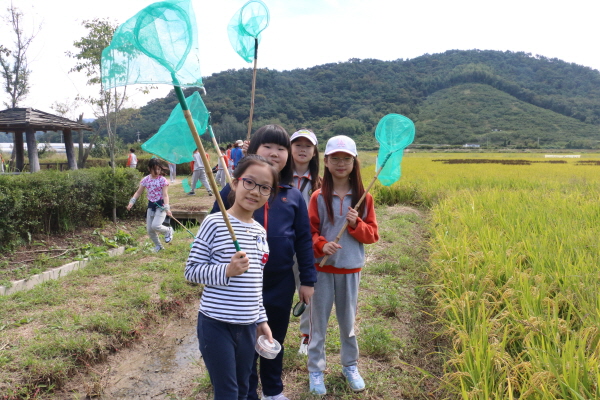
[{"xmin": 371, "ymin": 152, "xmax": 600, "ymax": 399}]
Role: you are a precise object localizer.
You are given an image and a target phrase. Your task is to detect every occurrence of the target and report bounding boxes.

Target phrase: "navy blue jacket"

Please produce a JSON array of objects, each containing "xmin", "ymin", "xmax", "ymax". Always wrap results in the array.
[{"xmin": 211, "ymin": 184, "xmax": 317, "ymax": 288}]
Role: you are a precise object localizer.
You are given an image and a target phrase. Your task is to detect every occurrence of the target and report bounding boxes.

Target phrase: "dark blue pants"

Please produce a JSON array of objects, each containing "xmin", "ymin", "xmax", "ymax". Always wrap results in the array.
[
  {"xmin": 198, "ymin": 312, "xmax": 257, "ymax": 400},
  {"xmin": 248, "ymin": 273, "xmax": 296, "ymax": 399}
]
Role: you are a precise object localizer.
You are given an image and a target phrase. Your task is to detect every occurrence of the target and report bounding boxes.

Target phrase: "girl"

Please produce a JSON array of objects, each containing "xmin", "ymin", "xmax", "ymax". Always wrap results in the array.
[
  {"xmin": 290, "ymin": 129, "xmax": 321, "ymax": 356},
  {"xmin": 307, "ymin": 135, "xmax": 379, "ymax": 395},
  {"xmin": 211, "ymin": 125, "xmax": 317, "ymax": 400},
  {"xmin": 186, "ymin": 155, "xmax": 278, "ymax": 400},
  {"xmin": 127, "ymin": 158, "xmax": 174, "ymax": 252}
]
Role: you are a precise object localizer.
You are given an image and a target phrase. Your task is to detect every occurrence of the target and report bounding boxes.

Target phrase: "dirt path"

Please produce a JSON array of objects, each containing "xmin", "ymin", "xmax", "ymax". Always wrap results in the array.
[{"xmin": 55, "ymin": 302, "xmax": 205, "ymax": 400}]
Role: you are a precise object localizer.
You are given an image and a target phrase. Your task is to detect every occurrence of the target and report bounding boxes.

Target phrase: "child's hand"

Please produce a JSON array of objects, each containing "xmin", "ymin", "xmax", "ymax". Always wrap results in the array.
[
  {"xmin": 226, "ymin": 251, "xmax": 249, "ymax": 277},
  {"xmin": 323, "ymin": 242, "xmax": 342, "ymax": 255},
  {"xmin": 299, "ymin": 285, "xmax": 314, "ymax": 304},
  {"xmin": 256, "ymin": 322, "xmax": 273, "ymax": 343},
  {"xmin": 126, "ymin": 203, "xmax": 133, "ymax": 211},
  {"xmin": 346, "ymin": 207, "xmax": 358, "ymax": 228},
  {"xmin": 242, "ymin": 140, "xmax": 249, "ymax": 155}
]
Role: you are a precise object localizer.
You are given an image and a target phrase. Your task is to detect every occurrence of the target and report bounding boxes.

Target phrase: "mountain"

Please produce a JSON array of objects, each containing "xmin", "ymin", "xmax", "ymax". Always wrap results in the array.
[{"xmin": 97, "ymin": 49, "xmax": 600, "ymax": 149}]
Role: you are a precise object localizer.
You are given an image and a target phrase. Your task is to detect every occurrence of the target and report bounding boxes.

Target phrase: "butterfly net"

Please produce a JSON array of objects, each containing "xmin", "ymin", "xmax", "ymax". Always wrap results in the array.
[
  {"xmin": 375, "ymin": 114, "xmax": 415, "ymax": 186},
  {"xmin": 141, "ymin": 91, "xmax": 209, "ymax": 164},
  {"xmin": 102, "ymin": 0, "xmax": 203, "ymax": 89},
  {"xmin": 227, "ymin": 0, "xmax": 270, "ymax": 63}
]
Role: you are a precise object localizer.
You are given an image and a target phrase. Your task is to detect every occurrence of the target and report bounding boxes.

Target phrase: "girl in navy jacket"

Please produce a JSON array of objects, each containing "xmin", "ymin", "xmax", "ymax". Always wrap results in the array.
[{"xmin": 211, "ymin": 124, "xmax": 317, "ymax": 400}]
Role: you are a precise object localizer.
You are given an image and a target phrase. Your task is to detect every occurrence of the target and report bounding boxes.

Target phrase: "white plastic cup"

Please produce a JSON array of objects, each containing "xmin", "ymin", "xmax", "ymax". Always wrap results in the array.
[{"xmin": 255, "ymin": 335, "xmax": 281, "ymax": 359}]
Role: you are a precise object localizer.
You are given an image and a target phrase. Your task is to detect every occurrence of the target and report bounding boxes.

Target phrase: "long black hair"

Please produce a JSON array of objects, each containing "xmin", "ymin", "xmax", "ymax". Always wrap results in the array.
[{"xmin": 247, "ymin": 124, "xmax": 294, "ymax": 185}]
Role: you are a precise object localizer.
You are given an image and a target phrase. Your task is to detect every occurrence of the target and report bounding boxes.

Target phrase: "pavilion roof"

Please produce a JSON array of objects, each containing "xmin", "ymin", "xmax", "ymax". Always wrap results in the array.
[{"xmin": 0, "ymin": 108, "xmax": 93, "ymax": 133}]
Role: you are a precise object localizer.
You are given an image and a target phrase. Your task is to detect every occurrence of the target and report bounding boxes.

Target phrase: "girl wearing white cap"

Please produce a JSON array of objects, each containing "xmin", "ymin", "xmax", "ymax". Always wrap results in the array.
[
  {"xmin": 307, "ymin": 135, "xmax": 379, "ymax": 395},
  {"xmin": 290, "ymin": 129, "xmax": 321, "ymax": 356}
]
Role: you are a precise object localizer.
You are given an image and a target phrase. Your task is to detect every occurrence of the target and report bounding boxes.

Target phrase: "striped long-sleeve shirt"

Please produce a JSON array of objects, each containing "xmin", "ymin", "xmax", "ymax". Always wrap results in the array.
[{"xmin": 185, "ymin": 213, "xmax": 269, "ymax": 325}]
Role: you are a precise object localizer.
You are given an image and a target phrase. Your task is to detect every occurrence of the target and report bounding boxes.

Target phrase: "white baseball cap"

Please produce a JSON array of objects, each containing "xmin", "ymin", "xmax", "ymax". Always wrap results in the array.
[
  {"xmin": 325, "ymin": 135, "xmax": 357, "ymax": 157},
  {"xmin": 290, "ymin": 129, "xmax": 318, "ymax": 146},
  {"xmin": 235, "ymin": 140, "xmax": 243, "ymax": 146}
]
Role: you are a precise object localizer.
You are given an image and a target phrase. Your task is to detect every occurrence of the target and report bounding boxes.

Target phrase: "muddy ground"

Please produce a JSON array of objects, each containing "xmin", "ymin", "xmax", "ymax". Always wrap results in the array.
[{"xmin": 54, "ymin": 301, "xmax": 204, "ymax": 400}]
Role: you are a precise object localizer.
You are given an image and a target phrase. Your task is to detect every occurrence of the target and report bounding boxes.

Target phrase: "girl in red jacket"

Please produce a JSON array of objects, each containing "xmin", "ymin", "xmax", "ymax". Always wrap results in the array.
[{"xmin": 307, "ymin": 135, "xmax": 379, "ymax": 395}]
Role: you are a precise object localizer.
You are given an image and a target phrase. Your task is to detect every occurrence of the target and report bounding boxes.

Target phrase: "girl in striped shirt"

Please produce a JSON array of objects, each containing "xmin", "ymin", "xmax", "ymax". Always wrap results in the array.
[{"xmin": 185, "ymin": 155, "xmax": 279, "ymax": 400}]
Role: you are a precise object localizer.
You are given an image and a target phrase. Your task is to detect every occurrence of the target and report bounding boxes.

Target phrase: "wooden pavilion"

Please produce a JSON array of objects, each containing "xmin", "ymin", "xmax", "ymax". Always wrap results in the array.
[{"xmin": 0, "ymin": 108, "xmax": 92, "ymax": 172}]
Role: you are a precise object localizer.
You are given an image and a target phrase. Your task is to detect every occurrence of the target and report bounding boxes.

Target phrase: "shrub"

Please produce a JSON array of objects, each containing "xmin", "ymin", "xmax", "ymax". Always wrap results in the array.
[{"xmin": 0, "ymin": 167, "xmax": 142, "ymax": 251}]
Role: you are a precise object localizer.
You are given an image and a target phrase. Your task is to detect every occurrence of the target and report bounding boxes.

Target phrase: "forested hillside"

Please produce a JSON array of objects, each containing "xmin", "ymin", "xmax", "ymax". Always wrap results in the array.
[{"xmin": 97, "ymin": 49, "xmax": 600, "ymax": 148}]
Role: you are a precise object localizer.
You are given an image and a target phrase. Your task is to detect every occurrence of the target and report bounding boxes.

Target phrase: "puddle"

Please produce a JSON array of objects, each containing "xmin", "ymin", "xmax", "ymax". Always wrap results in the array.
[{"xmin": 55, "ymin": 304, "xmax": 205, "ymax": 399}]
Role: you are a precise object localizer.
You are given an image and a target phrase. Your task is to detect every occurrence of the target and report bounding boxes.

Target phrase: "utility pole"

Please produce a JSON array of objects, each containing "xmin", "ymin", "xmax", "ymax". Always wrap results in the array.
[{"xmin": 136, "ymin": 131, "xmax": 140, "ymax": 142}]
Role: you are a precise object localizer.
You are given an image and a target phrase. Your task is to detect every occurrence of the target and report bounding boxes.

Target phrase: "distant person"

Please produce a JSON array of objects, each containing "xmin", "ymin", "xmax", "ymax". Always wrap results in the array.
[
  {"xmin": 168, "ymin": 162, "xmax": 177, "ymax": 183},
  {"xmin": 226, "ymin": 143, "xmax": 234, "ymax": 177},
  {"xmin": 231, "ymin": 140, "xmax": 244, "ymax": 169},
  {"xmin": 215, "ymin": 147, "xmax": 229, "ymax": 188},
  {"xmin": 189, "ymin": 149, "xmax": 213, "ymax": 196},
  {"xmin": 127, "ymin": 148, "xmax": 138, "ymax": 169},
  {"xmin": 0, "ymin": 153, "xmax": 4, "ymax": 173},
  {"xmin": 127, "ymin": 158, "xmax": 174, "ymax": 252}
]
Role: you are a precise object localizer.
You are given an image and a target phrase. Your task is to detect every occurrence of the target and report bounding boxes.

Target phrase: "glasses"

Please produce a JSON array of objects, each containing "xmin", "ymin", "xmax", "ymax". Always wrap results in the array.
[
  {"xmin": 328, "ymin": 156, "xmax": 354, "ymax": 165},
  {"xmin": 239, "ymin": 178, "xmax": 273, "ymax": 196}
]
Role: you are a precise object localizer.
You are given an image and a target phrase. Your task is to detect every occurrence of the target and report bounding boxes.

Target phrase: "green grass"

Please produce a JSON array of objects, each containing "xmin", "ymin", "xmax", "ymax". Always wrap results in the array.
[
  {"xmin": 0, "ymin": 226, "xmax": 201, "ymax": 397},
  {"xmin": 229, "ymin": 205, "xmax": 442, "ymax": 400}
]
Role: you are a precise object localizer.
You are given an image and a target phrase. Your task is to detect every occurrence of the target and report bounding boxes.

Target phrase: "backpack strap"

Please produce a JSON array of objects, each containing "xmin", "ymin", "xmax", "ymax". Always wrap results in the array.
[{"xmin": 299, "ymin": 177, "xmax": 310, "ymax": 194}]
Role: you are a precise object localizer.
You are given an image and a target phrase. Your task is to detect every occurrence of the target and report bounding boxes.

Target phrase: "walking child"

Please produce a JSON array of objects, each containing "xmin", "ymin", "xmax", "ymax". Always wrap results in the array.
[
  {"xmin": 188, "ymin": 148, "xmax": 213, "ymax": 196},
  {"xmin": 127, "ymin": 158, "xmax": 174, "ymax": 252},
  {"xmin": 186, "ymin": 155, "xmax": 278, "ymax": 400},
  {"xmin": 211, "ymin": 125, "xmax": 317, "ymax": 400},
  {"xmin": 307, "ymin": 135, "xmax": 379, "ymax": 395},
  {"xmin": 289, "ymin": 129, "xmax": 321, "ymax": 356}
]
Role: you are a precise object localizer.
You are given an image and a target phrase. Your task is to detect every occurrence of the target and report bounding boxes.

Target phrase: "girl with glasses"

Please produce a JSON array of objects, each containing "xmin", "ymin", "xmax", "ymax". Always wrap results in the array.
[{"xmin": 185, "ymin": 155, "xmax": 279, "ymax": 400}]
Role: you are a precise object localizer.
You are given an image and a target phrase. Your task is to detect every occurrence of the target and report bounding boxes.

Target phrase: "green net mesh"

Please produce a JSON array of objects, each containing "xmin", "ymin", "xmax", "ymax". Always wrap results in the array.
[
  {"xmin": 102, "ymin": 0, "xmax": 203, "ymax": 89},
  {"xmin": 375, "ymin": 114, "xmax": 415, "ymax": 186},
  {"xmin": 141, "ymin": 91, "xmax": 209, "ymax": 164},
  {"xmin": 228, "ymin": 0, "xmax": 270, "ymax": 63},
  {"xmin": 182, "ymin": 177, "xmax": 202, "ymax": 193}
]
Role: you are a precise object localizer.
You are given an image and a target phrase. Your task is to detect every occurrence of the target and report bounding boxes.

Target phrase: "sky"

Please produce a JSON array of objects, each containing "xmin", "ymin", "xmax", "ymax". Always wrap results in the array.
[{"xmin": 0, "ymin": 0, "xmax": 598, "ymax": 120}]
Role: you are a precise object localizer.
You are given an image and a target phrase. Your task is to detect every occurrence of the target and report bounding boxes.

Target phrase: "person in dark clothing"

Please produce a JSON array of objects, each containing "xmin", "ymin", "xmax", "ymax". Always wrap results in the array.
[{"xmin": 211, "ymin": 125, "xmax": 317, "ymax": 400}]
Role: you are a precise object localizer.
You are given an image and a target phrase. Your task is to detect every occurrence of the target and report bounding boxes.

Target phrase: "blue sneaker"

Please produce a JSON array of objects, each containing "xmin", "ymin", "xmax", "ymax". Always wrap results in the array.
[
  {"xmin": 342, "ymin": 365, "xmax": 365, "ymax": 392},
  {"xmin": 309, "ymin": 371, "xmax": 326, "ymax": 395}
]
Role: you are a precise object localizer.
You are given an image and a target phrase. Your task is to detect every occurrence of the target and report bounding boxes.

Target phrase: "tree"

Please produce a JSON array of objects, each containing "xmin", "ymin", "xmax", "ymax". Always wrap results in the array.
[
  {"xmin": 68, "ymin": 18, "xmax": 126, "ymax": 222},
  {"xmin": 0, "ymin": 4, "xmax": 39, "ymax": 108}
]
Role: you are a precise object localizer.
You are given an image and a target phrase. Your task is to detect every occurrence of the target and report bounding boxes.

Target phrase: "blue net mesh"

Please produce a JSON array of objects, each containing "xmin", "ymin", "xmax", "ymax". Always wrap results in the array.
[
  {"xmin": 141, "ymin": 91, "xmax": 209, "ymax": 164},
  {"xmin": 102, "ymin": 0, "xmax": 203, "ymax": 89},
  {"xmin": 227, "ymin": 0, "xmax": 270, "ymax": 63},
  {"xmin": 375, "ymin": 114, "xmax": 415, "ymax": 186}
]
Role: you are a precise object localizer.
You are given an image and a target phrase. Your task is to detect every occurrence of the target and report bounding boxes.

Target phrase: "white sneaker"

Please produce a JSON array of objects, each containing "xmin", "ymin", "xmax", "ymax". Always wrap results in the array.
[
  {"xmin": 261, "ymin": 393, "xmax": 289, "ymax": 400},
  {"xmin": 153, "ymin": 245, "xmax": 164, "ymax": 253},
  {"xmin": 298, "ymin": 335, "xmax": 309, "ymax": 356},
  {"xmin": 165, "ymin": 226, "xmax": 174, "ymax": 243}
]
